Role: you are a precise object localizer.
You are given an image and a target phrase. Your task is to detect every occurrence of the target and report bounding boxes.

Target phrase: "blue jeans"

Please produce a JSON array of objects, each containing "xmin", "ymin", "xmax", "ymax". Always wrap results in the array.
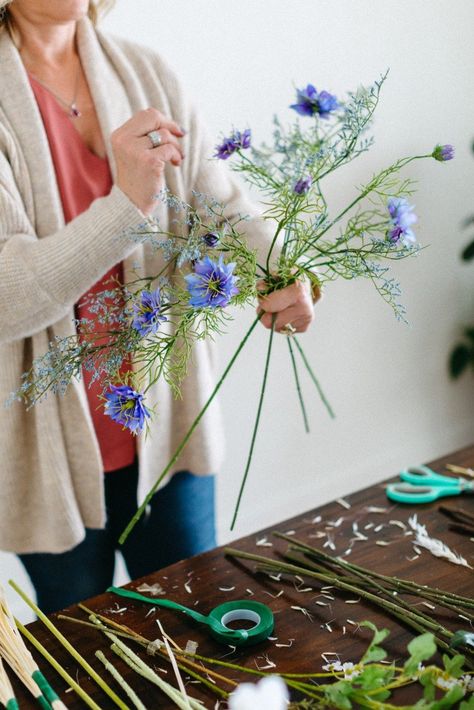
[{"xmin": 19, "ymin": 461, "xmax": 216, "ymax": 614}]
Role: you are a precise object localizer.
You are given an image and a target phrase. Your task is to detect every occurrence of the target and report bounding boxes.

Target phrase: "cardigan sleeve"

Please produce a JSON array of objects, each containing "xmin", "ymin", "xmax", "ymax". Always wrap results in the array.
[
  {"xmin": 0, "ymin": 153, "xmax": 144, "ymax": 343},
  {"xmin": 118, "ymin": 40, "xmax": 280, "ymax": 271}
]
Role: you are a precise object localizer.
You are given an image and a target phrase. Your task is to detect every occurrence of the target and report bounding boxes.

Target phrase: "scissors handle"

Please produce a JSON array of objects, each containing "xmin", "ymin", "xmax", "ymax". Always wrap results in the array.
[
  {"xmin": 386, "ymin": 482, "xmax": 463, "ymax": 504},
  {"xmin": 400, "ymin": 465, "xmax": 470, "ymax": 488}
]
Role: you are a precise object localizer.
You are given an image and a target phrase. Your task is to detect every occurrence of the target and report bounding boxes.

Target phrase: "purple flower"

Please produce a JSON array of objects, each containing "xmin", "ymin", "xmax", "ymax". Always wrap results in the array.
[
  {"xmin": 132, "ymin": 287, "xmax": 167, "ymax": 337},
  {"xmin": 104, "ymin": 385, "xmax": 151, "ymax": 434},
  {"xmin": 387, "ymin": 197, "xmax": 417, "ymax": 246},
  {"xmin": 214, "ymin": 129, "xmax": 251, "ymax": 159},
  {"xmin": 290, "ymin": 84, "xmax": 339, "ymax": 118},
  {"xmin": 185, "ymin": 255, "xmax": 239, "ymax": 308},
  {"xmin": 432, "ymin": 144, "xmax": 454, "ymax": 162},
  {"xmin": 202, "ymin": 231, "xmax": 220, "ymax": 248},
  {"xmin": 293, "ymin": 175, "xmax": 312, "ymax": 195}
]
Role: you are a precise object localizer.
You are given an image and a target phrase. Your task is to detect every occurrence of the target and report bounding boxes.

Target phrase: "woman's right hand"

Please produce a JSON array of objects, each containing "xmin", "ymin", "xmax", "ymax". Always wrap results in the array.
[{"xmin": 111, "ymin": 108, "xmax": 185, "ymax": 215}]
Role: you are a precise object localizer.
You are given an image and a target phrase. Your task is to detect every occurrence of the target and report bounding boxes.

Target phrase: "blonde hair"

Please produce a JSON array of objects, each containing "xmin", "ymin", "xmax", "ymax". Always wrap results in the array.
[{"xmin": 0, "ymin": 1, "xmax": 115, "ymax": 44}]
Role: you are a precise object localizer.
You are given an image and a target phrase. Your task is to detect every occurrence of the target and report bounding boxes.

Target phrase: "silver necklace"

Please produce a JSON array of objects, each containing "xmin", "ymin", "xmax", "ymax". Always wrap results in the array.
[{"xmin": 30, "ymin": 62, "xmax": 82, "ymax": 118}]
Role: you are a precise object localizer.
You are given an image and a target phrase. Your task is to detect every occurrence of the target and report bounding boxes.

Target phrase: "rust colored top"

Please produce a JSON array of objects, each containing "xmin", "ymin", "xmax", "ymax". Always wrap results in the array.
[{"xmin": 30, "ymin": 75, "xmax": 135, "ymax": 472}]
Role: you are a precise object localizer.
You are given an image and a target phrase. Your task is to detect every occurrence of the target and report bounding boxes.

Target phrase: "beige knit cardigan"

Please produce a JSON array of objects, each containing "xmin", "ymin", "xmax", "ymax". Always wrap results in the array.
[{"xmin": 0, "ymin": 18, "xmax": 271, "ymax": 553}]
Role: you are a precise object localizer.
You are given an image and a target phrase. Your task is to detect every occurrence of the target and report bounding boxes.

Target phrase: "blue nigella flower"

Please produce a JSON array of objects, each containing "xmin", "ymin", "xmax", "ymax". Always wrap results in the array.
[
  {"xmin": 293, "ymin": 175, "xmax": 312, "ymax": 194},
  {"xmin": 132, "ymin": 287, "xmax": 167, "ymax": 337},
  {"xmin": 290, "ymin": 84, "xmax": 339, "ymax": 118},
  {"xmin": 214, "ymin": 129, "xmax": 251, "ymax": 160},
  {"xmin": 202, "ymin": 231, "xmax": 220, "ymax": 247},
  {"xmin": 104, "ymin": 384, "xmax": 151, "ymax": 434},
  {"xmin": 432, "ymin": 144, "xmax": 454, "ymax": 162},
  {"xmin": 387, "ymin": 197, "xmax": 417, "ymax": 246},
  {"xmin": 185, "ymin": 255, "xmax": 239, "ymax": 308}
]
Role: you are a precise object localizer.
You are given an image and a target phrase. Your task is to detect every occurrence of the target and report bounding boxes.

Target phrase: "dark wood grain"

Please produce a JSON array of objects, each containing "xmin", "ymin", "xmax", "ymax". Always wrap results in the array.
[{"xmin": 10, "ymin": 444, "xmax": 474, "ymax": 708}]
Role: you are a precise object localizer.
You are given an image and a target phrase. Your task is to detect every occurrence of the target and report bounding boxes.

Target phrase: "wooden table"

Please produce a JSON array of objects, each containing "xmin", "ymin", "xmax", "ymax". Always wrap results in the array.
[{"xmin": 11, "ymin": 445, "xmax": 474, "ymax": 708}]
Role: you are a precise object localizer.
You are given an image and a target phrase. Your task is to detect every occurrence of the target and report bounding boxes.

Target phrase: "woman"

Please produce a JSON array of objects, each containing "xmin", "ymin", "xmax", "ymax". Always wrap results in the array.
[{"xmin": 0, "ymin": 0, "xmax": 315, "ymax": 613}]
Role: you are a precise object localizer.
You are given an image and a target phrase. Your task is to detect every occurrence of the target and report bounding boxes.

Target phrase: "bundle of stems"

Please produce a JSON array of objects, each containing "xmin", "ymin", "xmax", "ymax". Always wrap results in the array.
[
  {"xmin": 0, "ymin": 656, "xmax": 18, "ymax": 710},
  {"xmin": 61, "ymin": 601, "xmax": 473, "ymax": 709},
  {"xmin": 0, "ymin": 586, "xmax": 66, "ymax": 710},
  {"xmin": 224, "ymin": 534, "xmax": 474, "ymax": 669},
  {"xmin": 9, "ymin": 580, "xmax": 130, "ymax": 710}
]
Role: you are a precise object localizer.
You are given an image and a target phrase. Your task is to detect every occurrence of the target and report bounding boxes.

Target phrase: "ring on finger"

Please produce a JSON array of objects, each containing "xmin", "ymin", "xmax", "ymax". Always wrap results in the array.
[
  {"xmin": 281, "ymin": 322, "xmax": 296, "ymax": 336},
  {"xmin": 147, "ymin": 130, "xmax": 163, "ymax": 148}
]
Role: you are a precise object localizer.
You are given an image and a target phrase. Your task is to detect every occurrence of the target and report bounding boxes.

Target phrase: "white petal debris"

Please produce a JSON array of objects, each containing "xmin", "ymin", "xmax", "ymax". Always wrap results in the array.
[
  {"xmin": 291, "ymin": 606, "xmax": 314, "ymax": 622},
  {"xmin": 364, "ymin": 523, "xmax": 374, "ymax": 530},
  {"xmin": 323, "ymin": 534, "xmax": 336, "ymax": 551},
  {"xmin": 336, "ymin": 498, "xmax": 351, "ymax": 510},
  {"xmin": 374, "ymin": 524, "xmax": 385, "ymax": 533},
  {"xmin": 269, "ymin": 573, "xmax": 282, "ymax": 582},
  {"xmin": 312, "ymin": 515, "xmax": 322, "ymax": 524},
  {"xmin": 274, "ymin": 639, "xmax": 295, "ymax": 648},
  {"xmin": 254, "ymin": 654, "xmax": 276, "ymax": 670},
  {"xmin": 366, "ymin": 506, "xmax": 388, "ymax": 514},
  {"xmin": 136, "ymin": 582, "xmax": 166, "ymax": 596},
  {"xmin": 389, "ymin": 519, "xmax": 407, "ymax": 530},
  {"xmin": 376, "ymin": 540, "xmax": 390, "ymax": 546},
  {"xmin": 218, "ymin": 586, "xmax": 236, "ymax": 592},
  {"xmin": 345, "ymin": 599, "xmax": 360, "ymax": 604},
  {"xmin": 263, "ymin": 590, "xmax": 284, "ymax": 599},
  {"xmin": 256, "ymin": 537, "xmax": 273, "ymax": 547},
  {"xmin": 308, "ymin": 531, "xmax": 327, "ymax": 539},
  {"xmin": 326, "ymin": 517, "xmax": 344, "ymax": 528},
  {"xmin": 145, "ymin": 608, "xmax": 157, "ymax": 618},
  {"xmin": 246, "ymin": 589, "xmax": 254, "ymax": 596},
  {"xmin": 184, "ymin": 582, "xmax": 192, "ymax": 594},
  {"xmin": 408, "ymin": 514, "xmax": 473, "ymax": 569},
  {"xmin": 284, "ymin": 530, "xmax": 296, "ymax": 536}
]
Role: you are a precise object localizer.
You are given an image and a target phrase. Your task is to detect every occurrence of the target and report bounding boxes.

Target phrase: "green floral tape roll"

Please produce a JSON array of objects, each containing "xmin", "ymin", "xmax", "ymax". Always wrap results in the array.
[
  {"xmin": 108, "ymin": 587, "xmax": 274, "ymax": 647},
  {"xmin": 207, "ymin": 600, "xmax": 274, "ymax": 646}
]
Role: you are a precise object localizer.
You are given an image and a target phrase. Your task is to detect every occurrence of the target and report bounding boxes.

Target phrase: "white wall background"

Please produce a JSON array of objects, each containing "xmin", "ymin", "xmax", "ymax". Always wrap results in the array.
[{"xmin": 2, "ymin": 0, "xmax": 473, "ymax": 621}]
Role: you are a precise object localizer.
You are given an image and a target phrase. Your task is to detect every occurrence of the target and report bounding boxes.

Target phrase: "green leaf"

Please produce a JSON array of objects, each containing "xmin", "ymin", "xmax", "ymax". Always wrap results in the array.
[
  {"xmin": 442, "ymin": 652, "xmax": 466, "ymax": 677},
  {"xmin": 449, "ymin": 344, "xmax": 471, "ymax": 378},
  {"xmin": 430, "ymin": 684, "xmax": 465, "ymax": 709},
  {"xmin": 460, "ymin": 695, "xmax": 474, "ymax": 710},
  {"xmin": 358, "ymin": 663, "xmax": 395, "ymax": 690},
  {"xmin": 324, "ymin": 680, "xmax": 353, "ymax": 709},
  {"xmin": 419, "ymin": 668, "xmax": 436, "ymax": 701},
  {"xmin": 359, "ymin": 621, "xmax": 390, "ymax": 664},
  {"xmin": 404, "ymin": 633, "xmax": 437, "ymax": 675}
]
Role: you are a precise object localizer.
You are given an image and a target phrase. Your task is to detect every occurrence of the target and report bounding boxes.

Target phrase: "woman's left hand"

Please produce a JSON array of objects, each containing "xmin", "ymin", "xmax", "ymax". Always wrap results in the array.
[{"xmin": 257, "ymin": 280, "xmax": 318, "ymax": 334}]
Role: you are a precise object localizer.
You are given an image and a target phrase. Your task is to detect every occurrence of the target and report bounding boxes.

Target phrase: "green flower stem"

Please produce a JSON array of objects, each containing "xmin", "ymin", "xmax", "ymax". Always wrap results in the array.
[
  {"xmin": 278, "ymin": 534, "xmax": 474, "ymax": 610},
  {"xmin": 223, "ymin": 549, "xmax": 460, "ymax": 657},
  {"xmin": 293, "ymin": 337, "xmax": 335, "ymax": 418},
  {"xmin": 15, "ymin": 620, "xmax": 101, "ymax": 710},
  {"xmin": 110, "ymin": 639, "xmax": 205, "ymax": 710},
  {"xmin": 75, "ymin": 609, "xmax": 231, "ymax": 698},
  {"xmin": 8, "ymin": 581, "xmax": 130, "ymax": 710},
  {"xmin": 95, "ymin": 651, "xmax": 146, "ymax": 710},
  {"xmin": 120, "ymin": 314, "xmax": 262, "ymax": 544},
  {"xmin": 287, "ymin": 337, "xmax": 310, "ymax": 433},
  {"xmin": 230, "ymin": 315, "xmax": 276, "ymax": 530},
  {"xmin": 283, "ymin": 549, "xmax": 447, "ymax": 640}
]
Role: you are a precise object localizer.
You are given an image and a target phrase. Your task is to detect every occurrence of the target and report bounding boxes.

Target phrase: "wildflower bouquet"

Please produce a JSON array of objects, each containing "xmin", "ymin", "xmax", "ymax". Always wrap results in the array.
[{"xmin": 14, "ymin": 74, "xmax": 453, "ymax": 541}]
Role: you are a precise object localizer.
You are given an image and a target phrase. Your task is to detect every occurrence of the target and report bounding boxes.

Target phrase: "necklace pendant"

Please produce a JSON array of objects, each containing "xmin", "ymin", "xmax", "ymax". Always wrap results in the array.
[{"xmin": 70, "ymin": 104, "xmax": 81, "ymax": 118}]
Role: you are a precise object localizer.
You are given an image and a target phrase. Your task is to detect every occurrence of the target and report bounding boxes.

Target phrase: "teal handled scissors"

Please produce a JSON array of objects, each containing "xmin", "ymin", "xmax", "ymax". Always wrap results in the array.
[{"xmin": 386, "ymin": 465, "xmax": 474, "ymax": 504}]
